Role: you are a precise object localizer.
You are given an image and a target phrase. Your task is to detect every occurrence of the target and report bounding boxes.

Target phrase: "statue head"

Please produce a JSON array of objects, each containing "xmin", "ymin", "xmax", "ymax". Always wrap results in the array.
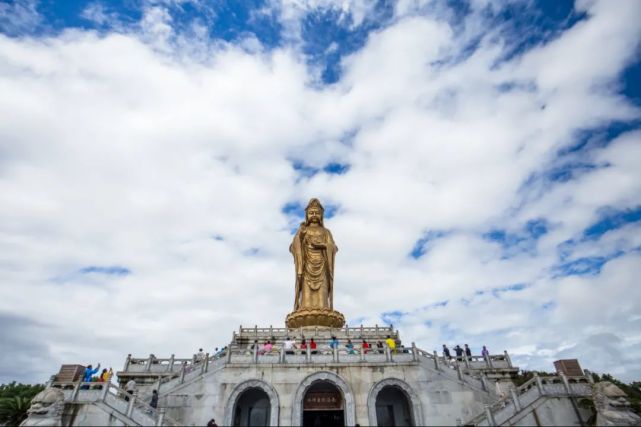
[
  {"xmin": 21, "ymin": 388, "xmax": 65, "ymax": 426},
  {"xmin": 304, "ymin": 198, "xmax": 324, "ymax": 226}
]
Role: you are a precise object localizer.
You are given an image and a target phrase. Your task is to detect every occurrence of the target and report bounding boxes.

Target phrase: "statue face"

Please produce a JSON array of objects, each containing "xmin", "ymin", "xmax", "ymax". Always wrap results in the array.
[{"xmin": 307, "ymin": 207, "xmax": 322, "ymax": 224}]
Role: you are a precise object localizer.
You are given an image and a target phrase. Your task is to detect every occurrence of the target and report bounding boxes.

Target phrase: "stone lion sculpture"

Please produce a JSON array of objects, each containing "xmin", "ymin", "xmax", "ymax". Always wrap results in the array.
[
  {"xmin": 593, "ymin": 381, "xmax": 641, "ymax": 426},
  {"xmin": 20, "ymin": 388, "xmax": 65, "ymax": 427}
]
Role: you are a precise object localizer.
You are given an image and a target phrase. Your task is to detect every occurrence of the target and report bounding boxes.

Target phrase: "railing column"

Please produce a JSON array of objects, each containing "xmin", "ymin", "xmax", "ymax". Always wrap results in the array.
[
  {"xmin": 504, "ymin": 350, "xmax": 512, "ymax": 368},
  {"xmin": 384, "ymin": 345, "xmax": 391, "ymax": 362},
  {"xmin": 333, "ymin": 347, "xmax": 338, "ymax": 363},
  {"xmin": 375, "ymin": 324, "xmax": 379, "ymax": 335},
  {"xmin": 167, "ymin": 354, "xmax": 175, "ymax": 372},
  {"xmin": 146, "ymin": 354, "xmax": 153, "ymax": 372},
  {"xmin": 480, "ymin": 374, "xmax": 489, "ymax": 392},
  {"xmin": 71, "ymin": 382, "xmax": 81, "ymax": 401},
  {"xmin": 463, "ymin": 352, "xmax": 470, "ymax": 369},
  {"xmin": 101, "ymin": 382, "xmax": 110, "ymax": 401},
  {"xmin": 306, "ymin": 345, "xmax": 311, "ymax": 363},
  {"xmin": 360, "ymin": 324, "xmax": 364, "ymax": 336},
  {"xmin": 411, "ymin": 342, "xmax": 417, "ymax": 362},
  {"xmin": 124, "ymin": 354, "xmax": 132, "ymax": 371},
  {"xmin": 360, "ymin": 345, "xmax": 365, "ymax": 362},
  {"xmin": 433, "ymin": 350, "xmax": 439, "ymax": 370},
  {"xmin": 560, "ymin": 372, "xmax": 571, "ymax": 394},
  {"xmin": 253, "ymin": 343, "xmax": 258, "ymax": 363},
  {"xmin": 534, "ymin": 373, "xmax": 544, "ymax": 395},
  {"xmin": 510, "ymin": 388, "xmax": 522, "ymax": 412},
  {"xmin": 456, "ymin": 362, "xmax": 463, "ymax": 381},
  {"xmin": 484, "ymin": 404, "xmax": 496, "ymax": 427},
  {"xmin": 226, "ymin": 347, "xmax": 232, "ymax": 363},
  {"xmin": 156, "ymin": 408, "xmax": 166, "ymax": 427},
  {"xmin": 126, "ymin": 392, "xmax": 136, "ymax": 417},
  {"xmin": 203, "ymin": 353, "xmax": 210, "ymax": 373},
  {"xmin": 179, "ymin": 365, "xmax": 186, "ymax": 384},
  {"xmin": 280, "ymin": 347, "xmax": 285, "ymax": 364},
  {"xmin": 269, "ymin": 325, "xmax": 273, "ymax": 337},
  {"xmin": 345, "ymin": 324, "xmax": 349, "ymax": 337}
]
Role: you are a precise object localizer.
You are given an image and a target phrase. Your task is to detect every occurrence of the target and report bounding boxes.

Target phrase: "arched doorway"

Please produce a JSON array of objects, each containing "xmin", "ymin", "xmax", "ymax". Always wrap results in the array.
[
  {"xmin": 368, "ymin": 379, "xmax": 422, "ymax": 426},
  {"xmin": 303, "ymin": 381, "xmax": 344, "ymax": 427},
  {"xmin": 223, "ymin": 380, "xmax": 280, "ymax": 426},
  {"xmin": 233, "ymin": 387, "xmax": 271, "ymax": 426},
  {"xmin": 292, "ymin": 371, "xmax": 356, "ymax": 426},
  {"xmin": 374, "ymin": 386, "xmax": 413, "ymax": 426}
]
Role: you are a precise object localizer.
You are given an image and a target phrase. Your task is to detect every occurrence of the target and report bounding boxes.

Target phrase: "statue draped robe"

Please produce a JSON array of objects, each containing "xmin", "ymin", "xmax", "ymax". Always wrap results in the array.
[{"xmin": 290, "ymin": 224, "xmax": 337, "ymax": 311}]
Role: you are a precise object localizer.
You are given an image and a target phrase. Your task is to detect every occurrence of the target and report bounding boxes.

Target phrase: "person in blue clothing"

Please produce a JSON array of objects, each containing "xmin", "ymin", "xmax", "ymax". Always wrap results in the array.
[
  {"xmin": 329, "ymin": 336, "xmax": 339, "ymax": 350},
  {"xmin": 84, "ymin": 363, "xmax": 101, "ymax": 382}
]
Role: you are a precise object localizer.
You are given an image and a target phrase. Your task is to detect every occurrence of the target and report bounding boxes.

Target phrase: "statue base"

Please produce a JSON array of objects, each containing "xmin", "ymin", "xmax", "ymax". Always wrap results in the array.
[{"xmin": 285, "ymin": 308, "xmax": 345, "ymax": 328}]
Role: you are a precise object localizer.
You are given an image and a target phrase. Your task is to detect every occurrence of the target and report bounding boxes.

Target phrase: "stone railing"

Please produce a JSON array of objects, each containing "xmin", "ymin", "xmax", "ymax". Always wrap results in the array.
[
  {"xmin": 51, "ymin": 381, "xmax": 180, "ymax": 426},
  {"xmin": 465, "ymin": 373, "xmax": 593, "ymax": 426},
  {"xmin": 234, "ymin": 324, "xmax": 398, "ymax": 341}
]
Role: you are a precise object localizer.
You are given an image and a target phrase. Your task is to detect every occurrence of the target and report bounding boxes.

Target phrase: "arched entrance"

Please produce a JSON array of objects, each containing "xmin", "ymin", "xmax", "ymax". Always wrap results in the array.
[
  {"xmin": 368, "ymin": 379, "xmax": 423, "ymax": 426},
  {"xmin": 233, "ymin": 387, "xmax": 271, "ymax": 426},
  {"xmin": 224, "ymin": 380, "xmax": 280, "ymax": 426},
  {"xmin": 292, "ymin": 371, "xmax": 356, "ymax": 427},
  {"xmin": 375, "ymin": 386, "xmax": 413, "ymax": 426},
  {"xmin": 303, "ymin": 381, "xmax": 344, "ymax": 427}
]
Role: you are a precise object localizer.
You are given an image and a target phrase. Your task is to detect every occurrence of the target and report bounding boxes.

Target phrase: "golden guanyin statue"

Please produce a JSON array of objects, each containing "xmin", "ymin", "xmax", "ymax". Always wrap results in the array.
[{"xmin": 286, "ymin": 198, "xmax": 345, "ymax": 328}]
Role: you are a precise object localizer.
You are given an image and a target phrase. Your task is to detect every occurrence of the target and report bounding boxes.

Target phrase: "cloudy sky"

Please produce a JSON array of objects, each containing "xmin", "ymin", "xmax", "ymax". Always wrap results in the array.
[{"xmin": 1, "ymin": 0, "xmax": 640, "ymax": 385}]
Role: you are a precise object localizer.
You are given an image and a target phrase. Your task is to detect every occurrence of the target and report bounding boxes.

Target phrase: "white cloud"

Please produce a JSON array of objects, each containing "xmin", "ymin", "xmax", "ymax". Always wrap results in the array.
[{"xmin": 1, "ymin": 0, "xmax": 641, "ymax": 383}]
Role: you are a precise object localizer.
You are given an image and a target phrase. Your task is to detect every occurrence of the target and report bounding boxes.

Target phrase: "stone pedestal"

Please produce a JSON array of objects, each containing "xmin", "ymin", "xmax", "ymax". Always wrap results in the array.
[{"xmin": 285, "ymin": 308, "xmax": 345, "ymax": 328}]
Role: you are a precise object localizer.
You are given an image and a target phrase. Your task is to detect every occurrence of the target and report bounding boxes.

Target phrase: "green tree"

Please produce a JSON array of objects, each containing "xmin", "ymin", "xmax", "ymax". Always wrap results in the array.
[{"xmin": 0, "ymin": 382, "xmax": 45, "ymax": 426}]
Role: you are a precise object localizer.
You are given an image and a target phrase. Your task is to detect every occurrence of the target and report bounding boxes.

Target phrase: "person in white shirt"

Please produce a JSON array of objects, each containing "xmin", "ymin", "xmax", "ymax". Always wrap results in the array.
[
  {"xmin": 283, "ymin": 337, "xmax": 297, "ymax": 355},
  {"xmin": 125, "ymin": 379, "xmax": 136, "ymax": 401},
  {"xmin": 196, "ymin": 348, "xmax": 205, "ymax": 362}
]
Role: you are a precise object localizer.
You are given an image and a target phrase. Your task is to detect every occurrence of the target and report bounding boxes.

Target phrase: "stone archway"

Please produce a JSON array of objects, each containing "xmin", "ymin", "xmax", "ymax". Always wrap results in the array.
[
  {"xmin": 224, "ymin": 379, "xmax": 280, "ymax": 426},
  {"xmin": 367, "ymin": 378, "xmax": 423, "ymax": 426},
  {"xmin": 292, "ymin": 371, "xmax": 356, "ymax": 426}
]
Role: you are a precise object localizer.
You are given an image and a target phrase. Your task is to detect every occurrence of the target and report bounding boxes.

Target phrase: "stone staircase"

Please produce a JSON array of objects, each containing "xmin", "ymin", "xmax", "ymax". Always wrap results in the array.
[
  {"xmin": 464, "ymin": 373, "xmax": 593, "ymax": 426},
  {"xmin": 54, "ymin": 381, "xmax": 180, "ymax": 426}
]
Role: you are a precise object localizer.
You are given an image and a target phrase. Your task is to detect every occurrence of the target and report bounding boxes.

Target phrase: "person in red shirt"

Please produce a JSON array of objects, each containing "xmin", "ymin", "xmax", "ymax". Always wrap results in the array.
[
  {"xmin": 310, "ymin": 338, "xmax": 318, "ymax": 354},
  {"xmin": 362, "ymin": 339, "xmax": 370, "ymax": 354},
  {"xmin": 300, "ymin": 338, "xmax": 307, "ymax": 352}
]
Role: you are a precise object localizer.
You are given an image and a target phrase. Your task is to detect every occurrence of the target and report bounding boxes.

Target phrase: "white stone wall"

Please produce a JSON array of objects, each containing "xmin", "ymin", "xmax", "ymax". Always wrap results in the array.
[{"xmin": 160, "ymin": 362, "xmax": 494, "ymax": 426}]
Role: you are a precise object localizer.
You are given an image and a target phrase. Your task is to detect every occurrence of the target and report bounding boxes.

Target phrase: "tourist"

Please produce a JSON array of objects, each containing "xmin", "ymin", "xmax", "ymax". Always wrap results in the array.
[
  {"xmin": 464, "ymin": 344, "xmax": 472, "ymax": 360},
  {"xmin": 310, "ymin": 338, "xmax": 317, "ymax": 354},
  {"xmin": 300, "ymin": 338, "xmax": 307, "ymax": 352},
  {"xmin": 284, "ymin": 337, "xmax": 296, "ymax": 355},
  {"xmin": 150, "ymin": 390, "xmax": 158, "ymax": 409},
  {"xmin": 196, "ymin": 348, "xmax": 205, "ymax": 362},
  {"xmin": 362, "ymin": 339, "xmax": 370, "ymax": 354},
  {"xmin": 385, "ymin": 335, "xmax": 396, "ymax": 353},
  {"xmin": 207, "ymin": 419, "xmax": 218, "ymax": 427},
  {"xmin": 454, "ymin": 345, "xmax": 463, "ymax": 361},
  {"xmin": 346, "ymin": 339, "xmax": 355, "ymax": 354},
  {"xmin": 376, "ymin": 341, "xmax": 384, "ymax": 353},
  {"xmin": 125, "ymin": 379, "xmax": 136, "ymax": 401},
  {"xmin": 83, "ymin": 363, "xmax": 101, "ymax": 383},
  {"xmin": 99, "ymin": 369, "xmax": 109, "ymax": 382},
  {"xmin": 263, "ymin": 340, "xmax": 273, "ymax": 354},
  {"xmin": 329, "ymin": 336, "xmax": 339, "ymax": 350},
  {"xmin": 443, "ymin": 344, "xmax": 451, "ymax": 360},
  {"xmin": 481, "ymin": 345, "xmax": 490, "ymax": 357}
]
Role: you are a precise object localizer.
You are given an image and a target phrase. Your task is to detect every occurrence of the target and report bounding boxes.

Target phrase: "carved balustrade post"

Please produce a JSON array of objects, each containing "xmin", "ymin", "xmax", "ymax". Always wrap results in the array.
[
  {"xmin": 306, "ymin": 344, "xmax": 311, "ymax": 363},
  {"xmin": 504, "ymin": 350, "xmax": 512, "ymax": 368},
  {"xmin": 203, "ymin": 353, "xmax": 210, "ymax": 373},
  {"xmin": 146, "ymin": 354, "xmax": 154, "ymax": 372},
  {"xmin": 484, "ymin": 404, "xmax": 496, "ymax": 427},
  {"xmin": 280, "ymin": 346, "xmax": 285, "ymax": 364},
  {"xmin": 463, "ymin": 352, "xmax": 470, "ymax": 369},
  {"xmin": 411, "ymin": 342, "xmax": 417, "ymax": 362},
  {"xmin": 560, "ymin": 372, "xmax": 571, "ymax": 394},
  {"xmin": 226, "ymin": 347, "xmax": 232, "ymax": 363},
  {"xmin": 359, "ymin": 344, "xmax": 365, "ymax": 362},
  {"xmin": 456, "ymin": 362, "xmax": 463, "ymax": 381},
  {"xmin": 124, "ymin": 354, "xmax": 132, "ymax": 371},
  {"xmin": 534, "ymin": 372, "xmax": 544, "ymax": 395},
  {"xmin": 156, "ymin": 408, "xmax": 166, "ymax": 427},
  {"xmin": 253, "ymin": 343, "xmax": 258, "ymax": 363},
  {"xmin": 168, "ymin": 354, "xmax": 175, "ymax": 372},
  {"xmin": 101, "ymin": 382, "xmax": 110, "ymax": 401},
  {"xmin": 433, "ymin": 350, "xmax": 439, "ymax": 370},
  {"xmin": 71, "ymin": 381, "xmax": 81, "ymax": 401},
  {"xmin": 126, "ymin": 392, "xmax": 136, "ymax": 417},
  {"xmin": 384, "ymin": 345, "xmax": 391, "ymax": 363},
  {"xmin": 510, "ymin": 388, "xmax": 522, "ymax": 412}
]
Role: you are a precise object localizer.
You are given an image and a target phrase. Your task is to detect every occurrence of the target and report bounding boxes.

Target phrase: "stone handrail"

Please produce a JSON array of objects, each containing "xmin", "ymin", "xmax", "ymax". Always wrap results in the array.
[
  {"xmin": 465, "ymin": 373, "xmax": 593, "ymax": 426},
  {"xmin": 51, "ymin": 381, "xmax": 180, "ymax": 426},
  {"xmin": 235, "ymin": 324, "xmax": 398, "ymax": 339}
]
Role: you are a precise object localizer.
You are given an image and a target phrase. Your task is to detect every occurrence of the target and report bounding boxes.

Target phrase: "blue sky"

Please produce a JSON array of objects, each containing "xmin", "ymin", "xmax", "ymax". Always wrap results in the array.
[{"xmin": 1, "ymin": 0, "xmax": 641, "ymax": 384}]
